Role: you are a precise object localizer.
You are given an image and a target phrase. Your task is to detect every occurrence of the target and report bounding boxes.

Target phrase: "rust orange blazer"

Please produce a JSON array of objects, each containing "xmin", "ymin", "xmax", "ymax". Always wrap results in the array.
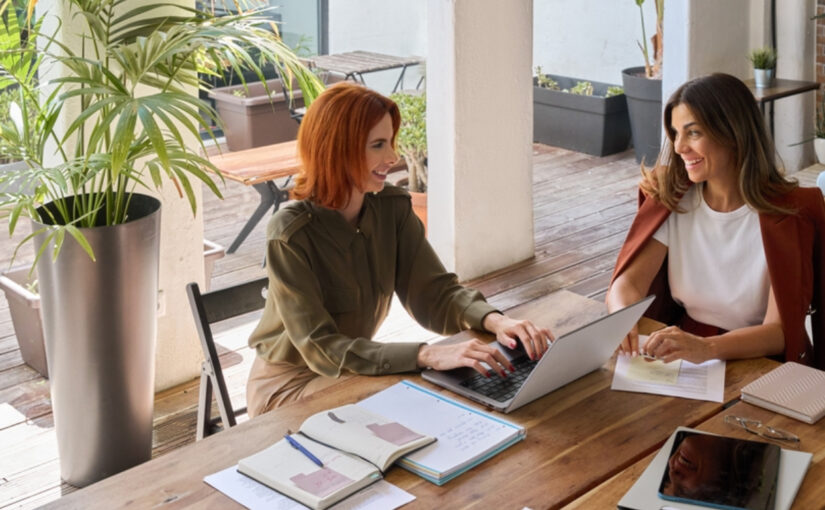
[{"xmin": 610, "ymin": 185, "xmax": 825, "ymax": 369}]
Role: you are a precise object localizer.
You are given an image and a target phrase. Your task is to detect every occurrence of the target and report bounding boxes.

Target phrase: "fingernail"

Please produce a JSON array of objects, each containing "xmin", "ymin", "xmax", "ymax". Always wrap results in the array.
[
  {"xmin": 510, "ymin": 341, "xmax": 517, "ymax": 349},
  {"xmin": 509, "ymin": 364, "xmax": 516, "ymax": 372},
  {"xmin": 485, "ymin": 370, "xmax": 491, "ymax": 378},
  {"xmin": 632, "ymin": 350, "xmax": 638, "ymax": 357}
]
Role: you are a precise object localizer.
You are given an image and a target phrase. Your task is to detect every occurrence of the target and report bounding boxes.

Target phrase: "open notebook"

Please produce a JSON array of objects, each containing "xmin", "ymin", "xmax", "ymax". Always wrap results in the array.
[{"xmin": 237, "ymin": 404, "xmax": 434, "ymax": 510}]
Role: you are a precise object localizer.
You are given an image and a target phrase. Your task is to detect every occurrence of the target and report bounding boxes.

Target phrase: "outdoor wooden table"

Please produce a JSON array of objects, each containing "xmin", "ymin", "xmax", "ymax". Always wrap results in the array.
[
  {"xmin": 745, "ymin": 78, "xmax": 819, "ymax": 139},
  {"xmin": 208, "ymin": 140, "xmax": 300, "ymax": 253},
  {"xmin": 565, "ymin": 398, "xmax": 823, "ymax": 509},
  {"xmin": 41, "ymin": 291, "xmax": 777, "ymax": 510},
  {"xmin": 308, "ymin": 50, "xmax": 423, "ymax": 93}
]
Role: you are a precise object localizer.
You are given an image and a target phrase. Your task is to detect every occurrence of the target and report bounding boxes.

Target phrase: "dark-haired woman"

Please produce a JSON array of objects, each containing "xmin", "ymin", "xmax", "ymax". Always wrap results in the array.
[
  {"xmin": 607, "ymin": 73, "xmax": 825, "ymax": 368},
  {"xmin": 246, "ymin": 82, "xmax": 553, "ymax": 416}
]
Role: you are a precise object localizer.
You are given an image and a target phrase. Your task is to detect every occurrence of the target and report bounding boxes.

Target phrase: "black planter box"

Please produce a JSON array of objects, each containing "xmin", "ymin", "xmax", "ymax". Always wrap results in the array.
[{"xmin": 533, "ymin": 74, "xmax": 631, "ymax": 157}]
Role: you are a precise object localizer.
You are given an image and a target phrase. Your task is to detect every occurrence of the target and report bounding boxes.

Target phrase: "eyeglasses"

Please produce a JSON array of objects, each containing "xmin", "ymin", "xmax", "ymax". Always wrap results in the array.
[{"xmin": 724, "ymin": 415, "xmax": 800, "ymax": 445}]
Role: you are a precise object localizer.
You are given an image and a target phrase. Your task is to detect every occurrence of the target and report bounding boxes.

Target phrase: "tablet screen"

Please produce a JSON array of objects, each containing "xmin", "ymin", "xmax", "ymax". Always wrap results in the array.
[{"xmin": 658, "ymin": 431, "xmax": 780, "ymax": 510}]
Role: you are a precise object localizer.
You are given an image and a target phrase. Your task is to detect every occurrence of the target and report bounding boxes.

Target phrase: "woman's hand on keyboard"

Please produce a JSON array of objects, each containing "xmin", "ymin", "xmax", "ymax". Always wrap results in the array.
[
  {"xmin": 483, "ymin": 313, "xmax": 554, "ymax": 361},
  {"xmin": 417, "ymin": 339, "xmax": 514, "ymax": 378}
]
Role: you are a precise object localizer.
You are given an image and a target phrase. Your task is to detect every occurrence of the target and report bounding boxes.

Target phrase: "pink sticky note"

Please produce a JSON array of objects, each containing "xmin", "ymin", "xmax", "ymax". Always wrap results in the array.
[
  {"xmin": 366, "ymin": 422, "xmax": 425, "ymax": 446},
  {"xmin": 290, "ymin": 467, "xmax": 354, "ymax": 498}
]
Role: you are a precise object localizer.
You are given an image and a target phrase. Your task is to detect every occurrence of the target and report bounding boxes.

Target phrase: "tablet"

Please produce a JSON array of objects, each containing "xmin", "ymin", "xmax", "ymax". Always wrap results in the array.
[{"xmin": 658, "ymin": 430, "xmax": 781, "ymax": 510}]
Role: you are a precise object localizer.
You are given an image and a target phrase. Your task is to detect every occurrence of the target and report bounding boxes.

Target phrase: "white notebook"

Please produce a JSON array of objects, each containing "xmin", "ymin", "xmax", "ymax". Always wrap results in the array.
[{"xmin": 740, "ymin": 362, "xmax": 825, "ymax": 424}]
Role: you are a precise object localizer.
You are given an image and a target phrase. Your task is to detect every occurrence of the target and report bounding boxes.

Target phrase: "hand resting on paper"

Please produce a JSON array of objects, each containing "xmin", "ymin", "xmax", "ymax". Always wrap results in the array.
[{"xmin": 641, "ymin": 326, "xmax": 713, "ymax": 364}]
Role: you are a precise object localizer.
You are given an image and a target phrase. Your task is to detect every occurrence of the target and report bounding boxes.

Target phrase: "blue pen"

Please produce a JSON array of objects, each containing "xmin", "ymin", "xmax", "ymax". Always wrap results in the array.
[{"xmin": 285, "ymin": 431, "xmax": 324, "ymax": 468}]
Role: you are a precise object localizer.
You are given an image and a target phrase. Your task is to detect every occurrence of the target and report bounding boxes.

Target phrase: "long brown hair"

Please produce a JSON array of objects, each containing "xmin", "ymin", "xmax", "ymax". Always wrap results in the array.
[
  {"xmin": 293, "ymin": 82, "xmax": 401, "ymax": 209},
  {"xmin": 640, "ymin": 73, "xmax": 796, "ymax": 214}
]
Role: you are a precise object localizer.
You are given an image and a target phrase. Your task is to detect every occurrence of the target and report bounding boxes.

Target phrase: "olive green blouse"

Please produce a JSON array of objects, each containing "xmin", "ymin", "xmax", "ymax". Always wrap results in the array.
[{"xmin": 248, "ymin": 185, "xmax": 498, "ymax": 378}]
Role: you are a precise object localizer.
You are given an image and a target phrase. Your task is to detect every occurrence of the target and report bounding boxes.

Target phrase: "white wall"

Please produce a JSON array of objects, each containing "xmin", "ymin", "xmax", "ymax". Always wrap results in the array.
[
  {"xmin": 328, "ymin": 0, "xmax": 427, "ymax": 94},
  {"xmin": 665, "ymin": 0, "xmax": 815, "ymax": 173},
  {"xmin": 533, "ymin": 0, "xmax": 658, "ymax": 85}
]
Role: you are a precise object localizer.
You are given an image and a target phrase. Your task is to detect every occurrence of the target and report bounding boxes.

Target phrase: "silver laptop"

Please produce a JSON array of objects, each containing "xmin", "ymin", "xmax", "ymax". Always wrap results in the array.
[{"xmin": 422, "ymin": 295, "xmax": 655, "ymax": 413}]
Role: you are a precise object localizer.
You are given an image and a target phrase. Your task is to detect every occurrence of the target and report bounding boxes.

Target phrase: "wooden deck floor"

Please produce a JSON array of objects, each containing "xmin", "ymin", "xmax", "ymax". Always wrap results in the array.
[{"xmin": 0, "ymin": 146, "xmax": 821, "ymax": 508}]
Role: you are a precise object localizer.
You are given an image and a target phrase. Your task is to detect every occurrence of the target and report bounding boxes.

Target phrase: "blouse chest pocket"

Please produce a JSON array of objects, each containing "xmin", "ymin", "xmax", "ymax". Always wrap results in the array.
[{"xmin": 322, "ymin": 287, "xmax": 359, "ymax": 314}]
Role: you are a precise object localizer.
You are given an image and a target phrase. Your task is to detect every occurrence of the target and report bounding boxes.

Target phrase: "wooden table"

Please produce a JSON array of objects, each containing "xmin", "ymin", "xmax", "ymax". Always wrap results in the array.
[
  {"xmin": 308, "ymin": 51, "xmax": 423, "ymax": 93},
  {"xmin": 208, "ymin": 140, "xmax": 300, "ymax": 253},
  {"xmin": 42, "ymin": 291, "xmax": 778, "ymax": 509},
  {"xmin": 745, "ymin": 78, "xmax": 819, "ymax": 139}
]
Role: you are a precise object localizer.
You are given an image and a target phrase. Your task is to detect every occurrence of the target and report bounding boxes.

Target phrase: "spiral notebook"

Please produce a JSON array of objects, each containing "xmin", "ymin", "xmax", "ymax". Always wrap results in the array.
[{"xmin": 740, "ymin": 362, "xmax": 825, "ymax": 424}]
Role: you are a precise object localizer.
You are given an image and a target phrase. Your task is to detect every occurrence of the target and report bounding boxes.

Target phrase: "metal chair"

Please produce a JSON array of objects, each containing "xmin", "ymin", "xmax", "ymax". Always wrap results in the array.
[{"xmin": 186, "ymin": 277, "xmax": 268, "ymax": 440}]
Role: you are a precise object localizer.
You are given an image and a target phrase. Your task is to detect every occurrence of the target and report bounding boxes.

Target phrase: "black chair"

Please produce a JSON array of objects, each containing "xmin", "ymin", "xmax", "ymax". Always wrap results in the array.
[{"xmin": 186, "ymin": 277, "xmax": 269, "ymax": 440}]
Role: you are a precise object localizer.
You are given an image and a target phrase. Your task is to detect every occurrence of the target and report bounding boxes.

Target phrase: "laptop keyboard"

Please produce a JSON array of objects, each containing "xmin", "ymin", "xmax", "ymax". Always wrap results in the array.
[{"xmin": 459, "ymin": 355, "xmax": 538, "ymax": 402}]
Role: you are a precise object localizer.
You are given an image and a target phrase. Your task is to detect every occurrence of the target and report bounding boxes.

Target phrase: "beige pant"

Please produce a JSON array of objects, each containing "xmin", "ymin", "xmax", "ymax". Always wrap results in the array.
[{"xmin": 246, "ymin": 356, "xmax": 351, "ymax": 418}]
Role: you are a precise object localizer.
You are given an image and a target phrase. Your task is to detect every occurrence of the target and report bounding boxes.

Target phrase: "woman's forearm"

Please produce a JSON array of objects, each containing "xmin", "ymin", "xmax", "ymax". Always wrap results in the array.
[{"xmin": 706, "ymin": 322, "xmax": 784, "ymax": 361}]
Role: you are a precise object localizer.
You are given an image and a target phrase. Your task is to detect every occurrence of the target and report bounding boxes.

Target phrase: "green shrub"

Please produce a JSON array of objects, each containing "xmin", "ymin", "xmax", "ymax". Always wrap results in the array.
[
  {"xmin": 390, "ymin": 91, "xmax": 427, "ymax": 193},
  {"xmin": 569, "ymin": 81, "xmax": 594, "ymax": 96}
]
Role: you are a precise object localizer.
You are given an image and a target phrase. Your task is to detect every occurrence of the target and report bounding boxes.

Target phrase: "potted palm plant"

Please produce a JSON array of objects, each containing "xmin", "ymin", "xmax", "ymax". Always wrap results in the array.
[
  {"xmin": 0, "ymin": 0, "xmax": 322, "ymax": 487},
  {"xmin": 622, "ymin": 0, "xmax": 664, "ymax": 164}
]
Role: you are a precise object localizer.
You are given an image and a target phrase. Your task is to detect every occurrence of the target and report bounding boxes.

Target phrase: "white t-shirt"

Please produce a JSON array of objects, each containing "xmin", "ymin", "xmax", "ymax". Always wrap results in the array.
[{"xmin": 652, "ymin": 185, "xmax": 770, "ymax": 331}]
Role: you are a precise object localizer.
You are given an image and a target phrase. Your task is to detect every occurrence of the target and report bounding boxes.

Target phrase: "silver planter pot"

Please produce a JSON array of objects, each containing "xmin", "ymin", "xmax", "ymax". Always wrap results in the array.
[
  {"xmin": 753, "ymin": 68, "xmax": 774, "ymax": 88},
  {"xmin": 33, "ymin": 194, "xmax": 161, "ymax": 487}
]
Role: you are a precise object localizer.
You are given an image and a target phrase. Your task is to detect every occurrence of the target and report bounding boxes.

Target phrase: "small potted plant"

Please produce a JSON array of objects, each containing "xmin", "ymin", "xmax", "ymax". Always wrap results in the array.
[
  {"xmin": 748, "ymin": 46, "xmax": 777, "ymax": 88},
  {"xmin": 533, "ymin": 66, "xmax": 631, "ymax": 156},
  {"xmin": 389, "ymin": 91, "xmax": 427, "ymax": 228}
]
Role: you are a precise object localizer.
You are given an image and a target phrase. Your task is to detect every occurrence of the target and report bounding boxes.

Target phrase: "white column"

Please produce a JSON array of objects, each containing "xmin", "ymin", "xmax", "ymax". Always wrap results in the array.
[
  {"xmin": 427, "ymin": 0, "xmax": 534, "ymax": 280},
  {"xmin": 663, "ymin": 1, "xmax": 752, "ymax": 102},
  {"xmin": 39, "ymin": 0, "xmax": 206, "ymax": 391}
]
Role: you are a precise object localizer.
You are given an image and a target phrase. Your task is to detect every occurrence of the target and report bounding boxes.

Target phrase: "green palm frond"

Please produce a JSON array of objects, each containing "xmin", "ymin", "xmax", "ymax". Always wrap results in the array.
[{"xmin": 0, "ymin": 0, "xmax": 324, "ymax": 259}]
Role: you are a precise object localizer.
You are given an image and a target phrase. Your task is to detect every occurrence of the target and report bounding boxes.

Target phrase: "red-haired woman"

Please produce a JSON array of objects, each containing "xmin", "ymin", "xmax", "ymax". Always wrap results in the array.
[{"xmin": 246, "ymin": 82, "xmax": 553, "ymax": 416}]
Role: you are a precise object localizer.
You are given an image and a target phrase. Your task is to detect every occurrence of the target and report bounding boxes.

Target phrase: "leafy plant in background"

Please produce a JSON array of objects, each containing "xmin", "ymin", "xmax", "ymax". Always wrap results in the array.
[
  {"xmin": 0, "ymin": 0, "xmax": 324, "ymax": 263},
  {"xmin": 534, "ymin": 68, "xmax": 624, "ymax": 98},
  {"xmin": 816, "ymin": 101, "xmax": 825, "ymax": 139},
  {"xmin": 606, "ymin": 86, "xmax": 624, "ymax": 97},
  {"xmin": 390, "ymin": 91, "xmax": 427, "ymax": 193},
  {"xmin": 633, "ymin": 0, "xmax": 663, "ymax": 78},
  {"xmin": 747, "ymin": 46, "xmax": 777, "ymax": 70},
  {"xmin": 569, "ymin": 81, "xmax": 594, "ymax": 96},
  {"xmin": 0, "ymin": 0, "xmax": 41, "ymax": 164},
  {"xmin": 534, "ymin": 66, "xmax": 559, "ymax": 90}
]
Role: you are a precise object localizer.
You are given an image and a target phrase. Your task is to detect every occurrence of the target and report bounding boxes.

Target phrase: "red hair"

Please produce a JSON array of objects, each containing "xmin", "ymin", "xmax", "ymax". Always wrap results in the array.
[{"xmin": 293, "ymin": 82, "xmax": 401, "ymax": 209}]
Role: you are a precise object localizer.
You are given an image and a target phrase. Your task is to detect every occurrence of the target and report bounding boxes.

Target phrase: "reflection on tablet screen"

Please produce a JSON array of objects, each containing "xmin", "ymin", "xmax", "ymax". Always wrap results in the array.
[{"xmin": 658, "ymin": 431, "xmax": 780, "ymax": 510}]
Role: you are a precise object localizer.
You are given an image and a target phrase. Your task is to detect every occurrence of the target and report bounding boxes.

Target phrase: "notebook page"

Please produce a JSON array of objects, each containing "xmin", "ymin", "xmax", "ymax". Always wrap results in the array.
[{"xmin": 357, "ymin": 381, "xmax": 524, "ymax": 476}]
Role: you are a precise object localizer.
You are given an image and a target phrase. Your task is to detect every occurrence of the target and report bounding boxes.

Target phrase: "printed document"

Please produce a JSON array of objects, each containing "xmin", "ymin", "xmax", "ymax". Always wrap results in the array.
[{"xmin": 612, "ymin": 337, "xmax": 725, "ymax": 402}]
